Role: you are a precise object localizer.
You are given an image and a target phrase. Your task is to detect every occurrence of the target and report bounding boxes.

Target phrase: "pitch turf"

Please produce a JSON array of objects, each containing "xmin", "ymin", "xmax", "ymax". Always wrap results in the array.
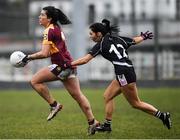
[{"xmin": 0, "ymin": 88, "xmax": 179, "ymax": 139}]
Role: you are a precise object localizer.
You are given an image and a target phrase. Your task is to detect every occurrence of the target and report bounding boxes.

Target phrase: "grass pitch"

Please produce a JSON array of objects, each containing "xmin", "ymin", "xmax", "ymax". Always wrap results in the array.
[{"xmin": 0, "ymin": 88, "xmax": 179, "ymax": 139}]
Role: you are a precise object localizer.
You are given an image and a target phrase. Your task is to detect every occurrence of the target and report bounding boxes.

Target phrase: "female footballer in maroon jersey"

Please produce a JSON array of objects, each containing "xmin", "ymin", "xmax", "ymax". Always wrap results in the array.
[
  {"xmin": 71, "ymin": 19, "xmax": 172, "ymax": 132},
  {"xmin": 21, "ymin": 6, "xmax": 98, "ymax": 135}
]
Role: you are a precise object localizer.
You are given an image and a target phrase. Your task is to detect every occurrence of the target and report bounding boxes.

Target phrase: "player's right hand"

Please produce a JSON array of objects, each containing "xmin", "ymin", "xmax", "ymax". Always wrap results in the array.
[{"xmin": 63, "ymin": 61, "xmax": 76, "ymax": 69}]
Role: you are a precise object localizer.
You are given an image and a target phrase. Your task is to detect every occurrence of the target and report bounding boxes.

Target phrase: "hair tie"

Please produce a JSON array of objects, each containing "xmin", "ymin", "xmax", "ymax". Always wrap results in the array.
[{"xmin": 102, "ymin": 22, "xmax": 106, "ymax": 26}]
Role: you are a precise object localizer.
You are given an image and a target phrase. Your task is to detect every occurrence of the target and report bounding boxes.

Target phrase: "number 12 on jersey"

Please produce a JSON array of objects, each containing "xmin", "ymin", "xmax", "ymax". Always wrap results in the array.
[{"xmin": 109, "ymin": 44, "xmax": 127, "ymax": 59}]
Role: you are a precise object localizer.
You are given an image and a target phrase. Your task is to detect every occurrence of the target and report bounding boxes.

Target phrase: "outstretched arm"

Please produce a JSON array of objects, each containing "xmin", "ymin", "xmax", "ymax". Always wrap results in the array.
[
  {"xmin": 71, "ymin": 54, "xmax": 94, "ymax": 66},
  {"xmin": 133, "ymin": 31, "xmax": 153, "ymax": 44},
  {"xmin": 28, "ymin": 44, "xmax": 51, "ymax": 60},
  {"xmin": 21, "ymin": 44, "xmax": 51, "ymax": 67},
  {"xmin": 133, "ymin": 36, "xmax": 144, "ymax": 44}
]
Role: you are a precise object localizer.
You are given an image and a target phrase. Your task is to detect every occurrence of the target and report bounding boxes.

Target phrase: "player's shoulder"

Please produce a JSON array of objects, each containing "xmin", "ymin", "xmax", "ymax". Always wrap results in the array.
[
  {"xmin": 44, "ymin": 24, "xmax": 61, "ymax": 34},
  {"xmin": 104, "ymin": 33, "xmax": 120, "ymax": 40}
]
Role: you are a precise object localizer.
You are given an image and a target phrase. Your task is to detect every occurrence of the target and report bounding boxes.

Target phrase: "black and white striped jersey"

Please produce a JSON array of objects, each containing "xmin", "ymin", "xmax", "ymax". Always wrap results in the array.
[{"xmin": 88, "ymin": 33, "xmax": 136, "ymax": 68}]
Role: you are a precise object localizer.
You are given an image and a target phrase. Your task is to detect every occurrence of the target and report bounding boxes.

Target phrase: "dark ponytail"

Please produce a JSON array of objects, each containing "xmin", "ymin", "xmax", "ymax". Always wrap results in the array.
[
  {"xmin": 55, "ymin": 8, "xmax": 71, "ymax": 24},
  {"xmin": 43, "ymin": 6, "xmax": 71, "ymax": 25},
  {"xmin": 89, "ymin": 19, "xmax": 119, "ymax": 36}
]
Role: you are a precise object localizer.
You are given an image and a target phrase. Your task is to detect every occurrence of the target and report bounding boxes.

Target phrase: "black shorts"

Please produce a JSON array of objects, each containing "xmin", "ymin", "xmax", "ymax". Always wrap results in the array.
[{"xmin": 115, "ymin": 66, "xmax": 136, "ymax": 86}]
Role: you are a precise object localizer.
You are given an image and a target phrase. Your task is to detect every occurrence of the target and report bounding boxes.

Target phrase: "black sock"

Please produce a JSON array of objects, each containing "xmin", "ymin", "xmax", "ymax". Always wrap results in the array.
[
  {"xmin": 88, "ymin": 119, "xmax": 95, "ymax": 125},
  {"xmin": 104, "ymin": 119, "xmax": 112, "ymax": 126},
  {"xmin": 155, "ymin": 110, "xmax": 164, "ymax": 120},
  {"xmin": 50, "ymin": 101, "xmax": 57, "ymax": 107}
]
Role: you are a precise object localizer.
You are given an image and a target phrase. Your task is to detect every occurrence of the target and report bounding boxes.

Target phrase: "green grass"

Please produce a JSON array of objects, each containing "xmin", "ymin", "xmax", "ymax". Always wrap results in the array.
[{"xmin": 0, "ymin": 88, "xmax": 180, "ymax": 139}]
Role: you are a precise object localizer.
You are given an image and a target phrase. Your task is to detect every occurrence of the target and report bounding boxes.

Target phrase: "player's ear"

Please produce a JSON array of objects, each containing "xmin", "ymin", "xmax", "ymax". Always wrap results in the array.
[
  {"xmin": 48, "ymin": 18, "xmax": 52, "ymax": 22},
  {"xmin": 97, "ymin": 32, "xmax": 102, "ymax": 37}
]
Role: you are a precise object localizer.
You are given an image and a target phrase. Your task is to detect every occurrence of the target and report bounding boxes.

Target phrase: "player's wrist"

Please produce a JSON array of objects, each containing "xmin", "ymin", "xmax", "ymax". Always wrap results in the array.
[
  {"xmin": 140, "ymin": 35, "xmax": 146, "ymax": 40},
  {"xmin": 140, "ymin": 33, "xmax": 147, "ymax": 40}
]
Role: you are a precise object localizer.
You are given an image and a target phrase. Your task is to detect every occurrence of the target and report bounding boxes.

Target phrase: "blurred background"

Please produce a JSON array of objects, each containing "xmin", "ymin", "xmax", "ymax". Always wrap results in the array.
[{"xmin": 0, "ymin": 0, "xmax": 180, "ymax": 88}]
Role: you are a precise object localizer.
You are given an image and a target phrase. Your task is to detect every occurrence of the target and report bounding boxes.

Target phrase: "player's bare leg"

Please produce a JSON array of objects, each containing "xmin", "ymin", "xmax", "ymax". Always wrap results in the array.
[
  {"xmin": 104, "ymin": 79, "xmax": 122, "ymax": 120},
  {"xmin": 122, "ymin": 83, "xmax": 172, "ymax": 129},
  {"xmin": 30, "ymin": 67, "xmax": 62, "ymax": 121},
  {"xmin": 122, "ymin": 83, "xmax": 157, "ymax": 114},
  {"xmin": 96, "ymin": 79, "xmax": 122, "ymax": 132},
  {"xmin": 30, "ymin": 67, "xmax": 57, "ymax": 104},
  {"xmin": 63, "ymin": 77, "xmax": 94, "ymax": 121},
  {"xmin": 63, "ymin": 77, "xmax": 98, "ymax": 135}
]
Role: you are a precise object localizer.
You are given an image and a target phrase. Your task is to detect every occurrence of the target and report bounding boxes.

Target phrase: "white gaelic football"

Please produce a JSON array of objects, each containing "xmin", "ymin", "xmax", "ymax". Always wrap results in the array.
[{"xmin": 10, "ymin": 51, "xmax": 26, "ymax": 67}]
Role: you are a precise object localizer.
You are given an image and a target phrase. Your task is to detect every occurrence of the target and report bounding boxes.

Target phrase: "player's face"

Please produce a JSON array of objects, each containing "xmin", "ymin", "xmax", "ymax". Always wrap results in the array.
[
  {"xmin": 89, "ymin": 30, "xmax": 102, "ymax": 42},
  {"xmin": 39, "ymin": 10, "xmax": 51, "ymax": 27}
]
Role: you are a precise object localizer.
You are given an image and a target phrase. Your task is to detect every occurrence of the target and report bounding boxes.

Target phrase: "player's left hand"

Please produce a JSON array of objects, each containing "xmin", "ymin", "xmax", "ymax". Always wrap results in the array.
[
  {"xmin": 20, "ymin": 55, "xmax": 31, "ymax": 67},
  {"xmin": 22, "ymin": 55, "xmax": 30, "ymax": 63},
  {"xmin": 140, "ymin": 31, "xmax": 153, "ymax": 40}
]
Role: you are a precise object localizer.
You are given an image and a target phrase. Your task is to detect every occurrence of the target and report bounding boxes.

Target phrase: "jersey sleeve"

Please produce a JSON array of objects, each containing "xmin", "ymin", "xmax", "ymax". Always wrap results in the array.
[
  {"xmin": 120, "ymin": 36, "xmax": 136, "ymax": 49},
  {"xmin": 88, "ymin": 43, "xmax": 101, "ymax": 57},
  {"xmin": 42, "ymin": 29, "xmax": 54, "ymax": 45}
]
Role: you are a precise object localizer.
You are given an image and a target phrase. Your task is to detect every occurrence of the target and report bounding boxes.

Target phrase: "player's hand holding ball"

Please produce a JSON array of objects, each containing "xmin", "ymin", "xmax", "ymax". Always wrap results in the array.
[
  {"xmin": 21, "ymin": 55, "xmax": 31, "ymax": 66},
  {"xmin": 140, "ymin": 31, "xmax": 153, "ymax": 40},
  {"xmin": 10, "ymin": 51, "xmax": 31, "ymax": 68}
]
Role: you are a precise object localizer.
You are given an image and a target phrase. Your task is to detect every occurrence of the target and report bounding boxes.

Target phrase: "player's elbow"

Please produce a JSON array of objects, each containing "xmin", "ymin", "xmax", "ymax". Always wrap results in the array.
[
  {"xmin": 43, "ymin": 54, "xmax": 49, "ymax": 58},
  {"xmin": 41, "ymin": 52, "xmax": 49, "ymax": 58}
]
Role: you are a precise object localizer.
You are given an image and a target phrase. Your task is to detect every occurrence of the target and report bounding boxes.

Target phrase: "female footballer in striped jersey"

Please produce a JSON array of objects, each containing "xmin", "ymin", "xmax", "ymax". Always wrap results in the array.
[{"xmin": 71, "ymin": 19, "xmax": 172, "ymax": 132}]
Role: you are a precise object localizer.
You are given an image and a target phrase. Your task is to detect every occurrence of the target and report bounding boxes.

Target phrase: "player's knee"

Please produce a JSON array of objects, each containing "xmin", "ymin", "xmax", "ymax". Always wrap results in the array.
[
  {"xmin": 30, "ymin": 79, "xmax": 37, "ymax": 88},
  {"xmin": 29, "ymin": 80, "xmax": 33, "ymax": 87},
  {"xmin": 103, "ymin": 94, "xmax": 109, "ymax": 102}
]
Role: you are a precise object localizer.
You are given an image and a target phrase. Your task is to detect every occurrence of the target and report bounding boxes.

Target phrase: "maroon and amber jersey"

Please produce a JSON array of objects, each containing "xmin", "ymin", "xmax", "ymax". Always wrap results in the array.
[{"xmin": 42, "ymin": 24, "xmax": 73, "ymax": 69}]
